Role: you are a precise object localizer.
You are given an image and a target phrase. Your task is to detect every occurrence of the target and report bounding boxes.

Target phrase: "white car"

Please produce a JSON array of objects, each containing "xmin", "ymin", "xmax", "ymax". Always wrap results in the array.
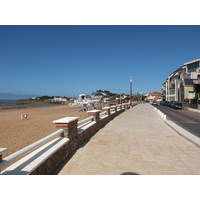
[{"xmin": 152, "ymin": 101, "xmax": 157, "ymax": 105}]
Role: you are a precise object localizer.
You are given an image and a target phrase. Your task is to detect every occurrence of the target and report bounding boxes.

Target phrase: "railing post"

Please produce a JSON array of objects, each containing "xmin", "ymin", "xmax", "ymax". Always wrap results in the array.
[
  {"xmin": 0, "ymin": 148, "xmax": 8, "ymax": 163},
  {"xmin": 102, "ymin": 107, "xmax": 111, "ymax": 116},
  {"xmin": 118, "ymin": 104, "xmax": 122, "ymax": 111},
  {"xmin": 53, "ymin": 117, "xmax": 79, "ymax": 139},
  {"xmin": 111, "ymin": 105, "xmax": 117, "ymax": 113},
  {"xmin": 87, "ymin": 110, "xmax": 100, "ymax": 123},
  {"xmin": 123, "ymin": 103, "xmax": 128, "ymax": 110},
  {"xmin": 122, "ymin": 103, "xmax": 125, "ymax": 110}
]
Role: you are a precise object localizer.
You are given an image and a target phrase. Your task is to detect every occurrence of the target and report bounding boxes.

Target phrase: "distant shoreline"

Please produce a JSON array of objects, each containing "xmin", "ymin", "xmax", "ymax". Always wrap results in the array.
[{"xmin": 0, "ymin": 100, "xmax": 62, "ymax": 110}]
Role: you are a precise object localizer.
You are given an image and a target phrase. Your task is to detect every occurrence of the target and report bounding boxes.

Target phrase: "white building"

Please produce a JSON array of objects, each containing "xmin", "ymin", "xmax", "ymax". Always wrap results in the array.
[
  {"xmin": 72, "ymin": 94, "xmax": 99, "ymax": 105},
  {"xmin": 53, "ymin": 97, "xmax": 67, "ymax": 102},
  {"xmin": 162, "ymin": 58, "xmax": 200, "ymax": 102}
]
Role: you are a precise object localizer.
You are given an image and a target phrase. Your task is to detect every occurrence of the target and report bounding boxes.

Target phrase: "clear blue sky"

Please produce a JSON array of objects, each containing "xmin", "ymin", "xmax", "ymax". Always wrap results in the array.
[{"xmin": 0, "ymin": 25, "xmax": 200, "ymax": 99}]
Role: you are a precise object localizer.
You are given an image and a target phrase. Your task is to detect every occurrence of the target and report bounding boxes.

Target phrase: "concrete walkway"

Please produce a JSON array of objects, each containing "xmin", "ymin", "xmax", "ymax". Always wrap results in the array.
[{"xmin": 58, "ymin": 104, "xmax": 200, "ymax": 175}]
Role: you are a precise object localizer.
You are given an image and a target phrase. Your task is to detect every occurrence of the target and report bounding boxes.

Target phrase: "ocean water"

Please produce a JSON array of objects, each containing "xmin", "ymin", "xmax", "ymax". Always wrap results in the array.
[
  {"xmin": 0, "ymin": 100, "xmax": 17, "ymax": 106},
  {"xmin": 0, "ymin": 100, "xmax": 61, "ymax": 107},
  {"xmin": 0, "ymin": 103, "xmax": 17, "ymax": 106},
  {"xmin": 40, "ymin": 104, "xmax": 60, "ymax": 107},
  {"xmin": 0, "ymin": 99, "xmax": 16, "ymax": 101}
]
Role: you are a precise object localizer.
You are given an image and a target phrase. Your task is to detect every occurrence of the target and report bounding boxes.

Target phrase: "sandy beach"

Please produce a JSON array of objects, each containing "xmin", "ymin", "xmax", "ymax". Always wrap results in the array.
[{"xmin": 0, "ymin": 105, "xmax": 89, "ymax": 158}]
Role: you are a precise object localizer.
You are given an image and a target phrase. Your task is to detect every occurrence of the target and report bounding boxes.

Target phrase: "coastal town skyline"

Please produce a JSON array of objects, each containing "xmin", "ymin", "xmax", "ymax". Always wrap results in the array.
[{"xmin": 1, "ymin": 25, "xmax": 200, "ymax": 99}]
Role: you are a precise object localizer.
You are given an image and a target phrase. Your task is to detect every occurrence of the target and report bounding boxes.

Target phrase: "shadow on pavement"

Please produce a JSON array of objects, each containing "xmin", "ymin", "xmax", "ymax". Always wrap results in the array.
[{"xmin": 121, "ymin": 172, "xmax": 140, "ymax": 175}]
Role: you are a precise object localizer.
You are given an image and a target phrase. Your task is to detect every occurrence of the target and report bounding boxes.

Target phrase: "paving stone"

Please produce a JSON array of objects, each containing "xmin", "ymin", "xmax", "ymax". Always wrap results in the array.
[{"xmin": 58, "ymin": 104, "xmax": 200, "ymax": 175}]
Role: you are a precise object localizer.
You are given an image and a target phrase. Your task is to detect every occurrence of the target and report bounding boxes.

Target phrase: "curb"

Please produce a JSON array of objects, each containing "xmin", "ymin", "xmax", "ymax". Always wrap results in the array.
[
  {"xmin": 151, "ymin": 104, "xmax": 200, "ymax": 147},
  {"xmin": 165, "ymin": 120, "xmax": 200, "ymax": 147},
  {"xmin": 151, "ymin": 105, "xmax": 166, "ymax": 120}
]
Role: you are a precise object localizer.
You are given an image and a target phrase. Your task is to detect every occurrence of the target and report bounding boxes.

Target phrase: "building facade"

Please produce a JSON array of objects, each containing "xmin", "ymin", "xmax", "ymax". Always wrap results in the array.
[
  {"xmin": 162, "ymin": 58, "xmax": 200, "ymax": 102},
  {"xmin": 145, "ymin": 91, "xmax": 162, "ymax": 103}
]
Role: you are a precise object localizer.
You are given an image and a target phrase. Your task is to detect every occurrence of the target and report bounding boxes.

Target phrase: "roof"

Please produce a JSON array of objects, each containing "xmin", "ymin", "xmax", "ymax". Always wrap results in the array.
[
  {"xmin": 145, "ymin": 91, "xmax": 162, "ymax": 100},
  {"xmin": 168, "ymin": 66, "xmax": 184, "ymax": 77},
  {"xmin": 148, "ymin": 91, "xmax": 162, "ymax": 96},
  {"xmin": 184, "ymin": 58, "xmax": 200, "ymax": 65}
]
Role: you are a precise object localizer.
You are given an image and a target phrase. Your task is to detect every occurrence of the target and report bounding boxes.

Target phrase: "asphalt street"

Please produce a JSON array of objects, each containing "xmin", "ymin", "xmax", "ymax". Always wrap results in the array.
[{"xmin": 153, "ymin": 104, "xmax": 200, "ymax": 138}]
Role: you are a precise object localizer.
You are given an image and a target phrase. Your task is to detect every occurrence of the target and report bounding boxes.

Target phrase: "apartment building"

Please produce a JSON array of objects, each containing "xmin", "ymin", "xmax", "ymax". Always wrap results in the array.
[{"xmin": 162, "ymin": 58, "xmax": 200, "ymax": 102}]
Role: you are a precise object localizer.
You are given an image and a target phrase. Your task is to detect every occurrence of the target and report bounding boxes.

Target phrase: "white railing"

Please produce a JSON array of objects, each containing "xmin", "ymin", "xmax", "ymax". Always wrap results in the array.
[
  {"xmin": 77, "ymin": 116, "xmax": 94, "ymax": 126},
  {"xmin": 117, "ymin": 107, "xmax": 121, "ymax": 111},
  {"xmin": 77, "ymin": 116, "xmax": 95, "ymax": 134},
  {"xmin": 0, "ymin": 129, "xmax": 64, "ymax": 170},
  {"xmin": 100, "ymin": 111, "xmax": 107, "ymax": 119},
  {"xmin": 110, "ymin": 108, "xmax": 115, "ymax": 114}
]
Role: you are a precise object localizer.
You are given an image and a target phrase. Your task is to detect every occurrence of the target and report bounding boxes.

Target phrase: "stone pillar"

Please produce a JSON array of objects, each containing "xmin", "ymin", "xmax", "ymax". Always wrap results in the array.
[
  {"xmin": 102, "ymin": 107, "xmax": 111, "ymax": 116},
  {"xmin": 111, "ymin": 105, "xmax": 117, "ymax": 113},
  {"xmin": 122, "ymin": 103, "xmax": 125, "ymax": 110},
  {"xmin": 123, "ymin": 103, "xmax": 128, "ymax": 110},
  {"xmin": 0, "ymin": 148, "xmax": 8, "ymax": 163},
  {"xmin": 87, "ymin": 110, "xmax": 100, "ymax": 123},
  {"xmin": 53, "ymin": 117, "xmax": 79, "ymax": 139},
  {"xmin": 117, "ymin": 104, "xmax": 122, "ymax": 111}
]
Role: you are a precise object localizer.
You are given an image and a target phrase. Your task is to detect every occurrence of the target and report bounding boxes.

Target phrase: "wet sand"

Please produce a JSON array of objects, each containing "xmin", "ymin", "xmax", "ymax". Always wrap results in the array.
[{"xmin": 0, "ymin": 105, "xmax": 89, "ymax": 158}]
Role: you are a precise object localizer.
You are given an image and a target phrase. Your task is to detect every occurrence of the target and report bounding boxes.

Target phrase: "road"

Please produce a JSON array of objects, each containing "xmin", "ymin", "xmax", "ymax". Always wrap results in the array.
[{"xmin": 153, "ymin": 104, "xmax": 200, "ymax": 138}]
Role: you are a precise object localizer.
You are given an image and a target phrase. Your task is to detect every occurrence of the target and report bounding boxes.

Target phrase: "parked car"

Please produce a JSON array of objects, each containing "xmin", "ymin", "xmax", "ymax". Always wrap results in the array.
[
  {"xmin": 152, "ymin": 101, "xmax": 158, "ymax": 105},
  {"xmin": 169, "ymin": 101, "xmax": 176, "ymax": 108},
  {"xmin": 164, "ymin": 101, "xmax": 170, "ymax": 107},
  {"xmin": 160, "ymin": 100, "xmax": 166, "ymax": 105},
  {"xmin": 171, "ymin": 101, "xmax": 182, "ymax": 109}
]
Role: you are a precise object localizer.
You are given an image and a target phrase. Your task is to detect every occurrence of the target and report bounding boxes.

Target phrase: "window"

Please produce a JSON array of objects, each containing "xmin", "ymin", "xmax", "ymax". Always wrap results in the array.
[{"xmin": 187, "ymin": 61, "xmax": 199, "ymax": 73}]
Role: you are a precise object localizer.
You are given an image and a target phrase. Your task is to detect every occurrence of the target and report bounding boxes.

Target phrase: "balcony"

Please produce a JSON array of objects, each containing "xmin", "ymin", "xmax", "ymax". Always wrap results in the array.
[{"xmin": 168, "ymin": 94, "xmax": 175, "ymax": 97}]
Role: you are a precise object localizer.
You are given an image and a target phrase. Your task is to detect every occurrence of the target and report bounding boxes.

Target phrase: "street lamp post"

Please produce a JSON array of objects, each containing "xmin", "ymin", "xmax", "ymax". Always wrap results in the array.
[{"xmin": 129, "ymin": 77, "xmax": 133, "ymax": 106}]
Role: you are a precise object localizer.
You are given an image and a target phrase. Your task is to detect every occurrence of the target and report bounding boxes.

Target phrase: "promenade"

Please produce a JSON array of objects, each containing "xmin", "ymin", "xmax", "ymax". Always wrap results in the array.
[{"xmin": 58, "ymin": 103, "xmax": 200, "ymax": 175}]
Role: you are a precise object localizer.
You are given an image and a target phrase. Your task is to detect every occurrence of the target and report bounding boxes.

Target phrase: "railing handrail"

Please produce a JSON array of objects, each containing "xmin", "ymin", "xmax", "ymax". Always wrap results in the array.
[
  {"xmin": 0, "ymin": 128, "xmax": 64, "ymax": 170},
  {"xmin": 77, "ymin": 116, "xmax": 94, "ymax": 126},
  {"xmin": 100, "ymin": 111, "xmax": 107, "ymax": 116}
]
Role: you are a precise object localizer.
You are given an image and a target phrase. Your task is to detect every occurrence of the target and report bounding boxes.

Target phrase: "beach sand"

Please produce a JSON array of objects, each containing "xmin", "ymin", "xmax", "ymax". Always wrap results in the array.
[{"xmin": 0, "ymin": 105, "xmax": 89, "ymax": 158}]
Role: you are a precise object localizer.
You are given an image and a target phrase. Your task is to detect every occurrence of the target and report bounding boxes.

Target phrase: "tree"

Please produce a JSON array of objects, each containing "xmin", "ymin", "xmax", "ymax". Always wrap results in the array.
[{"xmin": 194, "ymin": 84, "xmax": 200, "ymax": 99}]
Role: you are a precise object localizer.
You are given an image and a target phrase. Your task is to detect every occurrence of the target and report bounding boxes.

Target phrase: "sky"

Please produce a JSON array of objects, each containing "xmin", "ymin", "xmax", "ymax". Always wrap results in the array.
[
  {"xmin": 1, "ymin": 1, "xmax": 200, "ymax": 197},
  {"xmin": 0, "ymin": 25, "xmax": 200, "ymax": 99}
]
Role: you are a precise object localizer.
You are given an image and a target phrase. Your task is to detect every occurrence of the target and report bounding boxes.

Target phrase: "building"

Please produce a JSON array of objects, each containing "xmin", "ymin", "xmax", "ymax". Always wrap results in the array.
[
  {"xmin": 52, "ymin": 97, "xmax": 67, "ymax": 102},
  {"xmin": 72, "ymin": 94, "xmax": 99, "ymax": 105},
  {"xmin": 145, "ymin": 91, "xmax": 162, "ymax": 103},
  {"xmin": 162, "ymin": 58, "xmax": 200, "ymax": 102}
]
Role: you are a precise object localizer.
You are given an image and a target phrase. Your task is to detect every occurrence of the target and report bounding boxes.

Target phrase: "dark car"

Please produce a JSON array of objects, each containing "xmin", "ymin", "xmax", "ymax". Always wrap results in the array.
[
  {"xmin": 165, "ymin": 101, "xmax": 170, "ymax": 107},
  {"xmin": 169, "ymin": 101, "xmax": 176, "ymax": 108},
  {"xmin": 171, "ymin": 101, "xmax": 182, "ymax": 109},
  {"xmin": 160, "ymin": 100, "xmax": 166, "ymax": 105}
]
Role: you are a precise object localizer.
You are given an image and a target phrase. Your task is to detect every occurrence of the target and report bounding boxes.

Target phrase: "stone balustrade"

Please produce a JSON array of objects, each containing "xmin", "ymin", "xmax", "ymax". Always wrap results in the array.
[{"xmin": 1, "ymin": 103, "xmax": 131, "ymax": 175}]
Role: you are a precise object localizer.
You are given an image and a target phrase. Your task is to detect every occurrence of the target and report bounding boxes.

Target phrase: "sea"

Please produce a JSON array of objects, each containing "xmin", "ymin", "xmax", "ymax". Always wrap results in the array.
[
  {"xmin": 0, "ymin": 99, "xmax": 17, "ymax": 106},
  {"xmin": 0, "ymin": 99, "xmax": 61, "ymax": 107},
  {"xmin": 40, "ymin": 104, "xmax": 60, "ymax": 107}
]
